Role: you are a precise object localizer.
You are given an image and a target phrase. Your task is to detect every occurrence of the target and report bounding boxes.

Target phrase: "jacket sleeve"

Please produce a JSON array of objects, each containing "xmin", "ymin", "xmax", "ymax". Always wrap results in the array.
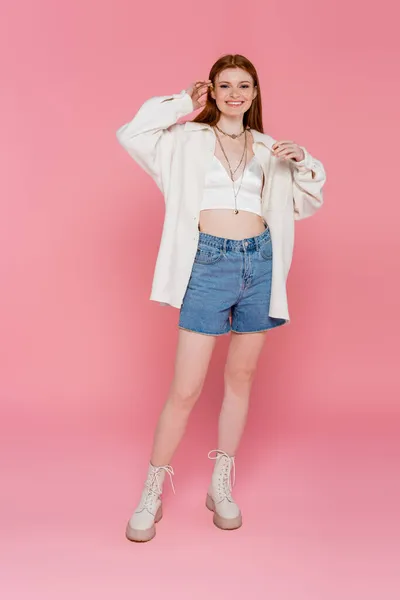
[
  {"xmin": 116, "ymin": 89, "xmax": 194, "ymax": 192},
  {"xmin": 290, "ymin": 146, "xmax": 327, "ymax": 220}
]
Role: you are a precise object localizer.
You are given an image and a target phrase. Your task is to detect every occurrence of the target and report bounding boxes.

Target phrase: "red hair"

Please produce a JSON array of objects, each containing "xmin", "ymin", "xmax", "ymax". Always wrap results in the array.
[{"xmin": 191, "ymin": 54, "xmax": 264, "ymax": 133}]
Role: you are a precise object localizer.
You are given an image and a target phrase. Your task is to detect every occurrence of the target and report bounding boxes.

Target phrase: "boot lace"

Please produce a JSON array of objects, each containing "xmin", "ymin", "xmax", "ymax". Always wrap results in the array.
[
  {"xmin": 140, "ymin": 465, "xmax": 175, "ymax": 515},
  {"xmin": 208, "ymin": 449, "xmax": 236, "ymax": 502}
]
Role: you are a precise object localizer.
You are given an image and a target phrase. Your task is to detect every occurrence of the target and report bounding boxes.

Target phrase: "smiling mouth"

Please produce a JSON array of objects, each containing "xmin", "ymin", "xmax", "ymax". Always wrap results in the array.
[{"xmin": 226, "ymin": 101, "xmax": 244, "ymax": 106}]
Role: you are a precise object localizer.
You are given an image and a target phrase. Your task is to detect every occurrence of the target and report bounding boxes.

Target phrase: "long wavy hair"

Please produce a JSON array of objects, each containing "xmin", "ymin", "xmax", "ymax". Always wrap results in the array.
[{"xmin": 191, "ymin": 54, "xmax": 264, "ymax": 133}]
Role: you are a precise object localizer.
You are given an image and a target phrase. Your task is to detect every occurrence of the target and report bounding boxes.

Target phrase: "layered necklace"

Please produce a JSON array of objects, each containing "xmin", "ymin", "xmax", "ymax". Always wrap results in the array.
[{"xmin": 213, "ymin": 123, "xmax": 252, "ymax": 215}]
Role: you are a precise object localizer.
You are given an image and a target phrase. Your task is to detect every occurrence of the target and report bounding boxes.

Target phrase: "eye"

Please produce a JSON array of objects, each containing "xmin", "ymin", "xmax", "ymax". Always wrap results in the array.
[{"xmin": 219, "ymin": 84, "xmax": 250, "ymax": 89}]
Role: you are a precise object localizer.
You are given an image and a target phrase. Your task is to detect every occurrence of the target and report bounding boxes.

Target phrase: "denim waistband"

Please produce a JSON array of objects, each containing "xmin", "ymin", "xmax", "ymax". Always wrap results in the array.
[{"xmin": 198, "ymin": 225, "xmax": 270, "ymax": 253}]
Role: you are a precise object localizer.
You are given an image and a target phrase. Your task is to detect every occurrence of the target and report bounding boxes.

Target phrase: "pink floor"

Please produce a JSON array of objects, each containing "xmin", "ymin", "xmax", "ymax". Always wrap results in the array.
[{"xmin": 1, "ymin": 416, "xmax": 397, "ymax": 600}]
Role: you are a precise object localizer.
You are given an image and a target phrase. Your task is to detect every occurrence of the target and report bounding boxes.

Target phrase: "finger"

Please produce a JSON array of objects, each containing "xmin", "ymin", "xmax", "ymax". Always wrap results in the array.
[
  {"xmin": 192, "ymin": 88, "xmax": 207, "ymax": 102},
  {"xmin": 196, "ymin": 86, "xmax": 211, "ymax": 99},
  {"xmin": 272, "ymin": 146, "xmax": 295, "ymax": 156},
  {"xmin": 273, "ymin": 140, "xmax": 295, "ymax": 146},
  {"xmin": 272, "ymin": 141, "xmax": 295, "ymax": 151},
  {"xmin": 272, "ymin": 142, "xmax": 296, "ymax": 152},
  {"xmin": 195, "ymin": 82, "xmax": 212, "ymax": 95},
  {"xmin": 276, "ymin": 150, "xmax": 297, "ymax": 159},
  {"xmin": 274, "ymin": 146, "xmax": 296, "ymax": 157}
]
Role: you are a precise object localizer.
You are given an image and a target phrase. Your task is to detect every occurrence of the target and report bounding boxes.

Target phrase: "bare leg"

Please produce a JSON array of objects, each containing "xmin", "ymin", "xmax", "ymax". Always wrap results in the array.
[
  {"xmin": 218, "ymin": 331, "xmax": 267, "ymax": 456},
  {"xmin": 150, "ymin": 329, "xmax": 217, "ymax": 466}
]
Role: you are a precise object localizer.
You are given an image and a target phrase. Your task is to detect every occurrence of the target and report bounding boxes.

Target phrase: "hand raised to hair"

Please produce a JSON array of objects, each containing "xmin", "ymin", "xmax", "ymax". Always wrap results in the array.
[
  {"xmin": 271, "ymin": 140, "xmax": 305, "ymax": 162},
  {"xmin": 186, "ymin": 80, "xmax": 213, "ymax": 111}
]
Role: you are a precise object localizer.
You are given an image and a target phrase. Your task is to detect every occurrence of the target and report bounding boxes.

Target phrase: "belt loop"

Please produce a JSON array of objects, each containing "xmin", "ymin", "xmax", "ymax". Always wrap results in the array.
[{"xmin": 223, "ymin": 238, "xmax": 227, "ymax": 254}]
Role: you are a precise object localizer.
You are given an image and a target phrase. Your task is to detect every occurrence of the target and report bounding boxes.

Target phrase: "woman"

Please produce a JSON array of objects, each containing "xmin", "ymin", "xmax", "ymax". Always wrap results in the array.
[{"xmin": 116, "ymin": 54, "xmax": 326, "ymax": 542}]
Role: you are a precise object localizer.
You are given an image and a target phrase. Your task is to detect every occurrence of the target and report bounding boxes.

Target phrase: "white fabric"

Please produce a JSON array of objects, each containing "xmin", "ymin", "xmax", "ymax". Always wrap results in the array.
[
  {"xmin": 116, "ymin": 89, "xmax": 327, "ymax": 323},
  {"xmin": 200, "ymin": 153, "xmax": 263, "ymax": 216}
]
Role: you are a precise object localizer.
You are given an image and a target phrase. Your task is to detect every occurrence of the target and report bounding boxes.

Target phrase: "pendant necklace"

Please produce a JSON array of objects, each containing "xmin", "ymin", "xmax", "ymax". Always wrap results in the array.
[
  {"xmin": 214, "ymin": 123, "xmax": 247, "ymax": 140},
  {"xmin": 213, "ymin": 125, "xmax": 251, "ymax": 215}
]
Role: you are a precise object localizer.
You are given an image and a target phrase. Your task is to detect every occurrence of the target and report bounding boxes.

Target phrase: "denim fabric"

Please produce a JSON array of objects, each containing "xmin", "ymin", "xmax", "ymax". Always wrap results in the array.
[{"xmin": 178, "ymin": 225, "xmax": 287, "ymax": 335}]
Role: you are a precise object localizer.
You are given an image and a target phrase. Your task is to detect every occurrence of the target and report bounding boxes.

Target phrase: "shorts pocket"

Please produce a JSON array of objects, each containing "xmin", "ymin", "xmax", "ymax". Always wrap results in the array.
[
  {"xmin": 259, "ymin": 238, "xmax": 273, "ymax": 260},
  {"xmin": 194, "ymin": 244, "xmax": 223, "ymax": 265}
]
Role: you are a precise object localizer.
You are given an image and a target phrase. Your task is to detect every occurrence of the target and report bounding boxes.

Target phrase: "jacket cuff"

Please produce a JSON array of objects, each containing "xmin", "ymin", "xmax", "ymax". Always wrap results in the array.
[{"xmin": 161, "ymin": 89, "xmax": 194, "ymax": 113}]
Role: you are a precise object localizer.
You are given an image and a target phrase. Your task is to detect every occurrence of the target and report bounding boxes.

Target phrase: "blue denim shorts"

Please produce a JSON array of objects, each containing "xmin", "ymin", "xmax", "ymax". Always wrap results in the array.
[{"xmin": 178, "ymin": 225, "xmax": 287, "ymax": 335}]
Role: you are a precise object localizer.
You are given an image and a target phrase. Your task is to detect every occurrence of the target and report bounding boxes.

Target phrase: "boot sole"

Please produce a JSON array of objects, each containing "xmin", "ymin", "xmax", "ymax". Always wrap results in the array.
[
  {"xmin": 125, "ymin": 505, "xmax": 163, "ymax": 543},
  {"xmin": 206, "ymin": 494, "xmax": 242, "ymax": 530}
]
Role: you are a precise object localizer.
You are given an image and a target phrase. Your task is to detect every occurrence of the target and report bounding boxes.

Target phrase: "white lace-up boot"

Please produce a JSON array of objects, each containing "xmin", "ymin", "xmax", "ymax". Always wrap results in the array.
[
  {"xmin": 206, "ymin": 450, "xmax": 242, "ymax": 530},
  {"xmin": 125, "ymin": 462, "xmax": 175, "ymax": 543}
]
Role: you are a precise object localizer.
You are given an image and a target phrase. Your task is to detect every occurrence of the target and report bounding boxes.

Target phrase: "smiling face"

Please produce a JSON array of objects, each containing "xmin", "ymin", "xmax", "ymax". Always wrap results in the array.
[{"xmin": 210, "ymin": 67, "xmax": 257, "ymax": 118}]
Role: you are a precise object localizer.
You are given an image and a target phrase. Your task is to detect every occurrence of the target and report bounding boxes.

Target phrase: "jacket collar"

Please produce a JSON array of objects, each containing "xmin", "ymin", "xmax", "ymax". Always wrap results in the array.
[{"xmin": 183, "ymin": 121, "xmax": 275, "ymax": 152}]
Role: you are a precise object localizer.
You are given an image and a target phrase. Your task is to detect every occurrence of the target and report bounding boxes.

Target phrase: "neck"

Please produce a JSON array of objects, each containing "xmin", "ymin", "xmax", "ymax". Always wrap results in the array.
[{"xmin": 216, "ymin": 115, "xmax": 246, "ymax": 136}]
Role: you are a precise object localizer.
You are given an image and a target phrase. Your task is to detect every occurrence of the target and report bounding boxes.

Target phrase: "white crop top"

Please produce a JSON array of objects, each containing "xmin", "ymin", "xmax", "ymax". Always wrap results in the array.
[{"xmin": 200, "ymin": 154, "xmax": 264, "ymax": 216}]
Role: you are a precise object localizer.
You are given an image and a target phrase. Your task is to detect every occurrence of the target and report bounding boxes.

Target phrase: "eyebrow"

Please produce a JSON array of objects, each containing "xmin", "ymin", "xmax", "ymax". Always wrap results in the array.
[{"xmin": 218, "ymin": 80, "xmax": 252, "ymax": 84}]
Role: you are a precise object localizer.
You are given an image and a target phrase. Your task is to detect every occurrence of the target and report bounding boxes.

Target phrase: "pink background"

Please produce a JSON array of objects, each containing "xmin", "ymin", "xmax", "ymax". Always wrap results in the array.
[{"xmin": 1, "ymin": 1, "xmax": 399, "ymax": 598}]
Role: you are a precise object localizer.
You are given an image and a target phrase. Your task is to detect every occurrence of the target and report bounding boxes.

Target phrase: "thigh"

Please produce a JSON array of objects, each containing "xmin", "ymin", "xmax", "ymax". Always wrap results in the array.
[
  {"xmin": 224, "ymin": 330, "xmax": 267, "ymax": 380},
  {"xmin": 170, "ymin": 328, "xmax": 217, "ymax": 397}
]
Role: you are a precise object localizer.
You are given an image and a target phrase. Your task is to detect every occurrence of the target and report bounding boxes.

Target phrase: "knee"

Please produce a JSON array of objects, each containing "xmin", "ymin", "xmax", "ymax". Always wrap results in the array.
[
  {"xmin": 168, "ymin": 384, "xmax": 202, "ymax": 413},
  {"xmin": 224, "ymin": 365, "xmax": 256, "ymax": 389}
]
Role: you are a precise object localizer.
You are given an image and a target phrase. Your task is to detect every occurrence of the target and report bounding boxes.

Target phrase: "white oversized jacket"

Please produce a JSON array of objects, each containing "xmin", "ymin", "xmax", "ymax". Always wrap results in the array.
[{"xmin": 116, "ymin": 89, "xmax": 327, "ymax": 323}]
